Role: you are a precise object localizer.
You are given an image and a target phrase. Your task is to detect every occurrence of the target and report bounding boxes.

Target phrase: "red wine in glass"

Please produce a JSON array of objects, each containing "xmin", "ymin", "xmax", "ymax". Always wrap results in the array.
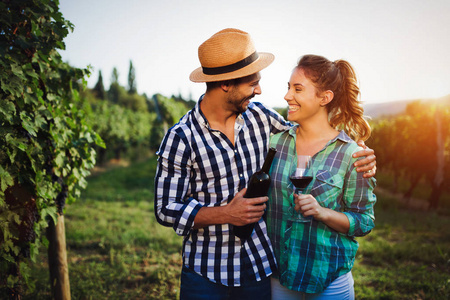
[
  {"xmin": 290, "ymin": 155, "xmax": 312, "ymax": 222},
  {"xmin": 290, "ymin": 176, "xmax": 313, "ymax": 191},
  {"xmin": 289, "ymin": 175, "xmax": 313, "ymax": 222}
]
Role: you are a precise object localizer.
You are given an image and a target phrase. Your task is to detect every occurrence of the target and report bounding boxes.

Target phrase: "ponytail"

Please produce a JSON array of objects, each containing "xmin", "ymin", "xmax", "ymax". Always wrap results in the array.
[
  {"xmin": 331, "ymin": 60, "xmax": 371, "ymax": 141},
  {"xmin": 297, "ymin": 55, "xmax": 371, "ymax": 141}
]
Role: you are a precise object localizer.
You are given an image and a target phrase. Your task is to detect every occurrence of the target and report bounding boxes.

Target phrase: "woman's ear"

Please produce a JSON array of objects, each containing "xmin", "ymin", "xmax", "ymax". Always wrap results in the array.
[{"xmin": 320, "ymin": 90, "xmax": 334, "ymax": 106}]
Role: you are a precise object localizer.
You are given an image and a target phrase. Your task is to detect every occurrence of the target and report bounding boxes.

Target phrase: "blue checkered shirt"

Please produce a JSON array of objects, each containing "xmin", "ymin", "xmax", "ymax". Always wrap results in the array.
[{"xmin": 154, "ymin": 98, "xmax": 291, "ymax": 286}]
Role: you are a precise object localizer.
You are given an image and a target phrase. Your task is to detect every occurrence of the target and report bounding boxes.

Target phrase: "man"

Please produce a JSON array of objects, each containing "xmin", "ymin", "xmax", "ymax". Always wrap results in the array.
[{"xmin": 154, "ymin": 28, "xmax": 376, "ymax": 299}]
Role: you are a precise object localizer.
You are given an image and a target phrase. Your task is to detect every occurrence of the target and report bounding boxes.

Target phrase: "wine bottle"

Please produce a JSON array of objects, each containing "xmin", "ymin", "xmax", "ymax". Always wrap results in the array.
[{"xmin": 234, "ymin": 147, "xmax": 277, "ymax": 240}]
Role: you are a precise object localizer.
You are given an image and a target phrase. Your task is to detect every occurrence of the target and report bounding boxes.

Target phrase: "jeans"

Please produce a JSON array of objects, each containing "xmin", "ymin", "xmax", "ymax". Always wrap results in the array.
[
  {"xmin": 180, "ymin": 266, "xmax": 271, "ymax": 300},
  {"xmin": 271, "ymin": 272, "xmax": 355, "ymax": 300}
]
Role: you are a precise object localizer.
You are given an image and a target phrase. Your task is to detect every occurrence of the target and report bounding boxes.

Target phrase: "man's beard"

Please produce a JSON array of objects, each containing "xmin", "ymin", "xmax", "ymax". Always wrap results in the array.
[{"xmin": 229, "ymin": 94, "xmax": 255, "ymax": 114}]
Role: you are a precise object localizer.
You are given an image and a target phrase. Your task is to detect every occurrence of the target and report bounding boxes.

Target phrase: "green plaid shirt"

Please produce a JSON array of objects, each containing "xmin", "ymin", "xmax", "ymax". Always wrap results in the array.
[{"xmin": 267, "ymin": 126, "xmax": 376, "ymax": 293}]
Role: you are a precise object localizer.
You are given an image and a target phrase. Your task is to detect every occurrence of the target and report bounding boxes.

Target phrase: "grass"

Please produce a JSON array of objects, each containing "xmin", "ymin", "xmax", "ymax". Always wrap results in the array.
[
  {"xmin": 353, "ymin": 191, "xmax": 450, "ymax": 299},
  {"xmin": 22, "ymin": 158, "xmax": 450, "ymax": 299}
]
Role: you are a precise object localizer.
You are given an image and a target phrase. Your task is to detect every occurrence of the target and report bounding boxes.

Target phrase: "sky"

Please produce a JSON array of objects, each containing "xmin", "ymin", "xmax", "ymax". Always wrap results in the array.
[{"xmin": 59, "ymin": 0, "xmax": 450, "ymax": 108}]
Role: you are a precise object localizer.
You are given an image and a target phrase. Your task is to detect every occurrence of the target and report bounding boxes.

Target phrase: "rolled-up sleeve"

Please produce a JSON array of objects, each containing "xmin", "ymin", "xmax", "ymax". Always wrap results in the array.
[
  {"xmin": 154, "ymin": 127, "xmax": 203, "ymax": 236},
  {"xmin": 342, "ymin": 151, "xmax": 377, "ymax": 237}
]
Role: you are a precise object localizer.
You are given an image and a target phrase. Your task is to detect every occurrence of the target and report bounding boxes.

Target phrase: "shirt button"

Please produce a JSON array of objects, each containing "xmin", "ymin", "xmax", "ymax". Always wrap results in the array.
[{"xmin": 240, "ymin": 174, "xmax": 243, "ymax": 177}]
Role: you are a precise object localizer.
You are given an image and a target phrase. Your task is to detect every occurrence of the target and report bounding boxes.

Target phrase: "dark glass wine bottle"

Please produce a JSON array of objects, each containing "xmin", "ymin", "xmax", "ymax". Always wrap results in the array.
[{"xmin": 234, "ymin": 147, "xmax": 277, "ymax": 240}]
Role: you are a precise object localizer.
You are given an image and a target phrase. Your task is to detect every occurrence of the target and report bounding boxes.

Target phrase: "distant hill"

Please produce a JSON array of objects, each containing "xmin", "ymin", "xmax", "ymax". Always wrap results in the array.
[{"xmin": 363, "ymin": 94, "xmax": 450, "ymax": 119}]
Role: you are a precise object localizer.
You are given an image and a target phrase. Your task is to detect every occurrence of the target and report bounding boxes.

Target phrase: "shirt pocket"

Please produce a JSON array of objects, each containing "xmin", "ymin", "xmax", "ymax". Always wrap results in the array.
[{"xmin": 310, "ymin": 170, "xmax": 344, "ymax": 209}]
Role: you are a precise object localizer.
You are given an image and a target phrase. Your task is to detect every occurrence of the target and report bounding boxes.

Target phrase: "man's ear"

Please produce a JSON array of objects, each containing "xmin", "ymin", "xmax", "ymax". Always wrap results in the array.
[
  {"xmin": 320, "ymin": 90, "xmax": 334, "ymax": 106},
  {"xmin": 221, "ymin": 80, "xmax": 231, "ymax": 92}
]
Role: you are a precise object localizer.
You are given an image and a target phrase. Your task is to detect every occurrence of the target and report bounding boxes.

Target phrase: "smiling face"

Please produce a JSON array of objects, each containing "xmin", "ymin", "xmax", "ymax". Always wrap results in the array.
[
  {"xmin": 284, "ymin": 67, "xmax": 324, "ymax": 124},
  {"xmin": 226, "ymin": 72, "xmax": 262, "ymax": 113}
]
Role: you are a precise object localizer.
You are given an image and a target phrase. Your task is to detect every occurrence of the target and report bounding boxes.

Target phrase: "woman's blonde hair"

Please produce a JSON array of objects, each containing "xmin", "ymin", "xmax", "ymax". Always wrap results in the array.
[{"xmin": 297, "ymin": 55, "xmax": 371, "ymax": 141}]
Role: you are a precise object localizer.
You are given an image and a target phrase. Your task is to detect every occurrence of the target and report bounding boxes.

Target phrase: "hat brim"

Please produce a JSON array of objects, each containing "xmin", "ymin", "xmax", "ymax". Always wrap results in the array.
[{"xmin": 189, "ymin": 52, "xmax": 275, "ymax": 82}]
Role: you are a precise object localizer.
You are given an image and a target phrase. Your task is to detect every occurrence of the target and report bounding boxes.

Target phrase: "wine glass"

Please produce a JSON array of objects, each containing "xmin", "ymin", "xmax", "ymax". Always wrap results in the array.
[{"xmin": 288, "ymin": 155, "xmax": 313, "ymax": 222}]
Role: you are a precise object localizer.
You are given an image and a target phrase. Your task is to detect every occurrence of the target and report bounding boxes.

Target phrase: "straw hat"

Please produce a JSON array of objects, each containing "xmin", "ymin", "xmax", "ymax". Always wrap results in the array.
[{"xmin": 189, "ymin": 28, "xmax": 275, "ymax": 82}]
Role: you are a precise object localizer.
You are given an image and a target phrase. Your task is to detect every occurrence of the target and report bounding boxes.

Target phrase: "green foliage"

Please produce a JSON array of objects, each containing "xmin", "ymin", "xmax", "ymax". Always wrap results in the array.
[
  {"xmin": 85, "ymin": 95, "xmax": 155, "ymax": 164},
  {"xmin": 106, "ymin": 65, "xmax": 146, "ymax": 111},
  {"xmin": 118, "ymin": 92, "xmax": 147, "ymax": 112},
  {"xmin": 83, "ymin": 66, "xmax": 195, "ymax": 164},
  {"xmin": 0, "ymin": 1, "xmax": 195, "ymax": 296},
  {"xmin": 0, "ymin": 0, "xmax": 102, "ymax": 294},
  {"xmin": 367, "ymin": 101, "xmax": 450, "ymax": 208},
  {"xmin": 147, "ymin": 94, "xmax": 194, "ymax": 151},
  {"xmin": 107, "ymin": 82, "xmax": 121, "ymax": 104},
  {"xmin": 156, "ymin": 94, "xmax": 192, "ymax": 126}
]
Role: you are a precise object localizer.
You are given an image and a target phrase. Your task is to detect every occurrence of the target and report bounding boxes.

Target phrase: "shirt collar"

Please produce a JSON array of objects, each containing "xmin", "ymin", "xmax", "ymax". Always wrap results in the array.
[
  {"xmin": 334, "ymin": 130, "xmax": 353, "ymax": 143},
  {"xmin": 288, "ymin": 124, "xmax": 298, "ymax": 137},
  {"xmin": 193, "ymin": 95, "xmax": 209, "ymax": 128}
]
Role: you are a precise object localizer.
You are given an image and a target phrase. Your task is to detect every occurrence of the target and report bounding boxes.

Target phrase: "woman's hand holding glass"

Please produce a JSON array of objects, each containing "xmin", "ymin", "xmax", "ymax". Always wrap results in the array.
[
  {"xmin": 293, "ymin": 194, "xmax": 327, "ymax": 222},
  {"xmin": 294, "ymin": 193, "xmax": 351, "ymax": 233}
]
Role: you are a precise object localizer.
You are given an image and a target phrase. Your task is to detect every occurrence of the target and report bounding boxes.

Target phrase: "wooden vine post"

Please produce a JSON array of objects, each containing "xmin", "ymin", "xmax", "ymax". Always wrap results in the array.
[{"xmin": 47, "ymin": 213, "xmax": 71, "ymax": 300}]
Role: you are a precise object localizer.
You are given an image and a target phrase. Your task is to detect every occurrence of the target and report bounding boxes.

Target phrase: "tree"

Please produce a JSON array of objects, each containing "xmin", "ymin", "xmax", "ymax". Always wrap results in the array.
[
  {"xmin": 427, "ymin": 107, "xmax": 449, "ymax": 209},
  {"xmin": 127, "ymin": 60, "xmax": 136, "ymax": 95},
  {"xmin": 0, "ymin": 0, "xmax": 103, "ymax": 298},
  {"xmin": 111, "ymin": 67, "xmax": 119, "ymax": 83},
  {"xmin": 118, "ymin": 93, "xmax": 147, "ymax": 111},
  {"xmin": 93, "ymin": 70, "xmax": 106, "ymax": 99},
  {"xmin": 401, "ymin": 102, "xmax": 437, "ymax": 201},
  {"xmin": 108, "ymin": 67, "xmax": 120, "ymax": 103}
]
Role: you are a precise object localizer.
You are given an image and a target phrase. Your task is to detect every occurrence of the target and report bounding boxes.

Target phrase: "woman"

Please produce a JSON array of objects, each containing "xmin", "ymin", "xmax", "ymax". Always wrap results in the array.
[{"xmin": 267, "ymin": 54, "xmax": 376, "ymax": 299}]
